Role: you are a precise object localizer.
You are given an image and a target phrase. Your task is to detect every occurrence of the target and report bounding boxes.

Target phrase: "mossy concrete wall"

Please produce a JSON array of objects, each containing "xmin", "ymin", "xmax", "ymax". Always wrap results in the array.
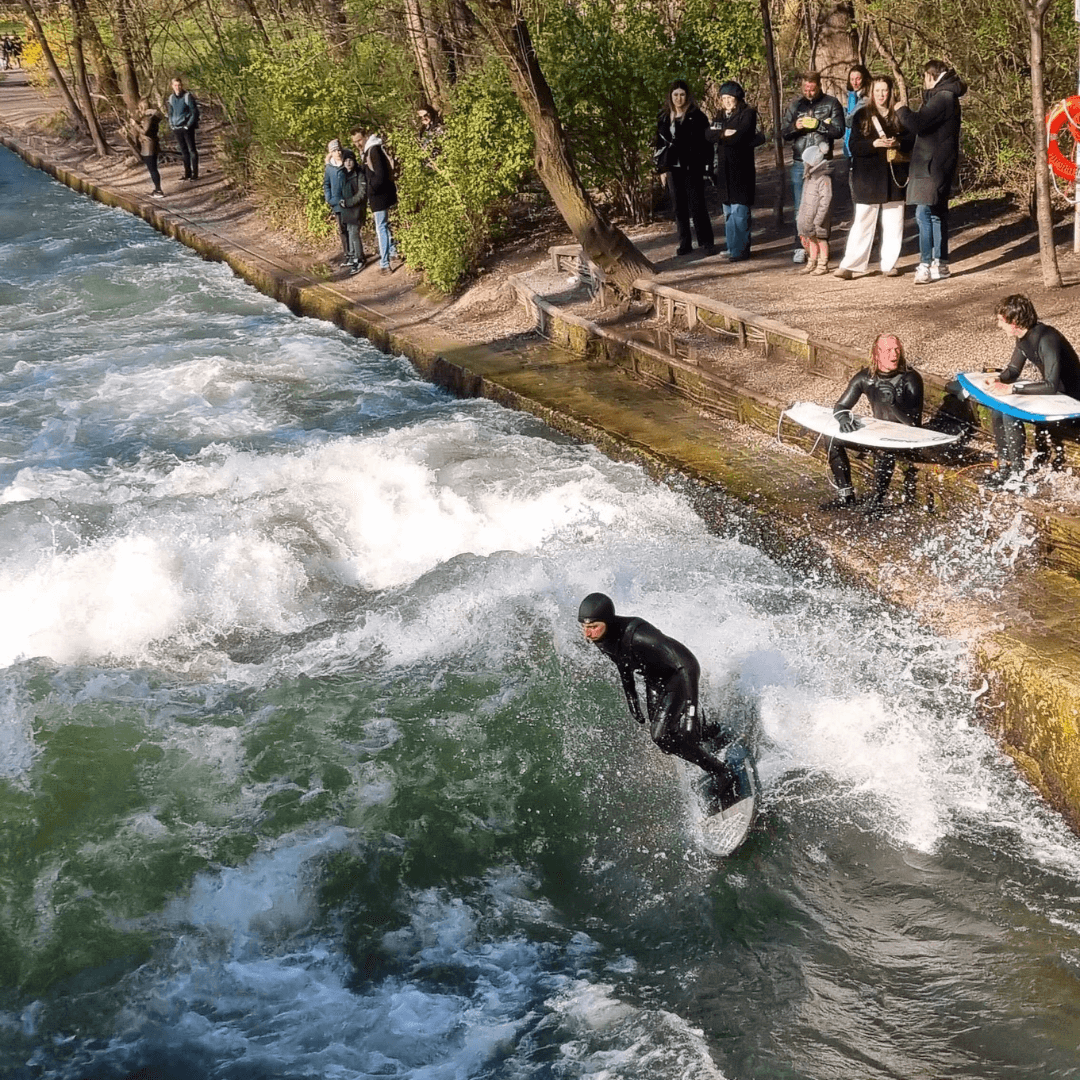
[{"xmin": 6, "ymin": 132, "xmax": 1080, "ymax": 833}]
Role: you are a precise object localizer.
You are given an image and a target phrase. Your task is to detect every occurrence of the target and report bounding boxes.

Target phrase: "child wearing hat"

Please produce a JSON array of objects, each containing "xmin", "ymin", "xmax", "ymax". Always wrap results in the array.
[{"xmin": 797, "ymin": 144, "xmax": 833, "ymax": 274}]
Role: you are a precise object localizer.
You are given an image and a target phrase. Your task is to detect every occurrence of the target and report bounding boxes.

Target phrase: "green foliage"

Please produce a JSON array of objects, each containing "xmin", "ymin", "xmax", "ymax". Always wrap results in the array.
[
  {"xmin": 393, "ymin": 60, "xmax": 534, "ymax": 292},
  {"xmin": 535, "ymin": 0, "xmax": 762, "ymax": 221},
  {"xmin": 191, "ymin": 27, "xmax": 413, "ymax": 237}
]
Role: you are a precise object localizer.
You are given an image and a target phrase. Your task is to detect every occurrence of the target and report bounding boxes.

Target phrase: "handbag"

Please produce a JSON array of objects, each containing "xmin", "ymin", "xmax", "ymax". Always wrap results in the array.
[
  {"xmin": 872, "ymin": 115, "xmax": 911, "ymax": 175},
  {"xmin": 752, "ymin": 128, "xmax": 767, "ymax": 148},
  {"xmin": 654, "ymin": 142, "xmax": 674, "ymax": 172}
]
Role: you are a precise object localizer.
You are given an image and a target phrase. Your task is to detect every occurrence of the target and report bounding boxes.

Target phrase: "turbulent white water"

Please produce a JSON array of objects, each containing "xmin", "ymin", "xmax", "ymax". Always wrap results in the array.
[{"xmin": 3, "ymin": 147, "xmax": 1080, "ymax": 1080}]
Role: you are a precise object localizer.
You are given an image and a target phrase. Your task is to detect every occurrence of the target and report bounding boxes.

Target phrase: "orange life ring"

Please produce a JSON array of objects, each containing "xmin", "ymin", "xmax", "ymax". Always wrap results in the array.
[{"xmin": 1046, "ymin": 96, "xmax": 1080, "ymax": 182}]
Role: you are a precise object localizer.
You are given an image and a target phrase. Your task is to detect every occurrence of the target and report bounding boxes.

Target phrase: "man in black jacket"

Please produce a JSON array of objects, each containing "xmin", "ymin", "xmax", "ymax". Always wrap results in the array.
[
  {"xmin": 897, "ymin": 61, "xmax": 967, "ymax": 284},
  {"xmin": 578, "ymin": 593, "xmax": 736, "ymax": 792},
  {"xmin": 984, "ymin": 294, "xmax": 1080, "ymax": 485},
  {"xmin": 351, "ymin": 127, "xmax": 399, "ymax": 274},
  {"xmin": 781, "ymin": 72, "xmax": 844, "ymax": 263},
  {"xmin": 821, "ymin": 333, "xmax": 924, "ymax": 516}
]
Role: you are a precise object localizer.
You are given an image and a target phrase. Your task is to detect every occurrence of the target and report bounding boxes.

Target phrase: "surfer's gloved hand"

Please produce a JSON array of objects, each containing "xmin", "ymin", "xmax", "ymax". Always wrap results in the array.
[{"xmin": 835, "ymin": 410, "xmax": 858, "ymax": 433}]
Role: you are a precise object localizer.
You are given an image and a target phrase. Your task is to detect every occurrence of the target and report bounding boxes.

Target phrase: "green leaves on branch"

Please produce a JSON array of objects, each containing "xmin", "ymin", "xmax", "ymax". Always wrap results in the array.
[
  {"xmin": 535, "ymin": 0, "xmax": 762, "ymax": 221},
  {"xmin": 393, "ymin": 61, "xmax": 533, "ymax": 292}
]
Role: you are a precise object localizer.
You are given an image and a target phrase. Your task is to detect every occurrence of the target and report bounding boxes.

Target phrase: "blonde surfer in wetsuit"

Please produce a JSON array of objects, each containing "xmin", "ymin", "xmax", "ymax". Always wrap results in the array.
[
  {"xmin": 578, "ymin": 593, "xmax": 736, "ymax": 793},
  {"xmin": 820, "ymin": 332, "xmax": 923, "ymax": 517}
]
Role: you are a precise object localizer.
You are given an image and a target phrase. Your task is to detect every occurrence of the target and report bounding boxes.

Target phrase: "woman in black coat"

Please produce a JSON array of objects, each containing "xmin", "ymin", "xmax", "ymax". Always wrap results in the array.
[
  {"xmin": 707, "ymin": 80, "xmax": 756, "ymax": 261},
  {"xmin": 654, "ymin": 79, "xmax": 715, "ymax": 257},
  {"xmin": 834, "ymin": 76, "xmax": 913, "ymax": 278}
]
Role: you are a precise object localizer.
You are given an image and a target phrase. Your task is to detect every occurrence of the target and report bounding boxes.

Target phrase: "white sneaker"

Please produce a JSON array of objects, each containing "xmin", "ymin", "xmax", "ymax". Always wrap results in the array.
[
  {"xmin": 930, "ymin": 259, "xmax": 950, "ymax": 280},
  {"xmin": 792, "ymin": 248, "xmax": 807, "ymax": 264},
  {"xmin": 913, "ymin": 263, "xmax": 932, "ymax": 284}
]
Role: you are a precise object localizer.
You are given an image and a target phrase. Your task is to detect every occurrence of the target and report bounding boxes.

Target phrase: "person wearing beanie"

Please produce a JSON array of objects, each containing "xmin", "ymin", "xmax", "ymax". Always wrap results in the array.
[
  {"xmin": 705, "ymin": 80, "xmax": 757, "ymax": 262},
  {"xmin": 577, "ymin": 593, "xmax": 738, "ymax": 794},
  {"xmin": 797, "ymin": 144, "xmax": 833, "ymax": 273}
]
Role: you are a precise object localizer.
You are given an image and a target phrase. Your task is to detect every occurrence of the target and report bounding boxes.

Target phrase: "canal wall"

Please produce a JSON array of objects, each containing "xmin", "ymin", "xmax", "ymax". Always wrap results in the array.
[{"xmin": 4, "ymin": 130, "xmax": 1080, "ymax": 832}]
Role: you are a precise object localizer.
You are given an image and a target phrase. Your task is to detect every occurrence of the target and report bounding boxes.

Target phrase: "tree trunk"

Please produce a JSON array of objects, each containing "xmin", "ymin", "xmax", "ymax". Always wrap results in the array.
[
  {"xmin": 760, "ymin": 0, "xmax": 786, "ymax": 227},
  {"xmin": 68, "ymin": 0, "xmax": 111, "ymax": 153},
  {"xmin": 811, "ymin": 1, "xmax": 858, "ymax": 98},
  {"xmin": 467, "ymin": 0, "xmax": 654, "ymax": 295},
  {"xmin": 863, "ymin": 12, "xmax": 907, "ymax": 104},
  {"xmin": 72, "ymin": 0, "xmax": 122, "ymax": 109},
  {"xmin": 111, "ymin": 0, "xmax": 143, "ymax": 116},
  {"xmin": 1024, "ymin": 0, "xmax": 1062, "ymax": 287},
  {"xmin": 19, "ymin": 0, "xmax": 88, "ymax": 133},
  {"xmin": 404, "ymin": 0, "xmax": 448, "ymax": 111}
]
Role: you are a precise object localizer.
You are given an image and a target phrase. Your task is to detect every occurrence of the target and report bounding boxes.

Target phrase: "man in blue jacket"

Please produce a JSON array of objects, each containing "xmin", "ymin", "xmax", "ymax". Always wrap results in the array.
[{"xmin": 166, "ymin": 77, "xmax": 200, "ymax": 181}]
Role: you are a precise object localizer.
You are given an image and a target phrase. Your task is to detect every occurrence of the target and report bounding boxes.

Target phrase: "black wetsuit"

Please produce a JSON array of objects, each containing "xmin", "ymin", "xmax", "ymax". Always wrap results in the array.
[
  {"xmin": 593, "ymin": 615, "xmax": 729, "ymax": 777},
  {"xmin": 830, "ymin": 366, "xmax": 924, "ymax": 501},
  {"xmin": 993, "ymin": 322, "xmax": 1080, "ymax": 471}
]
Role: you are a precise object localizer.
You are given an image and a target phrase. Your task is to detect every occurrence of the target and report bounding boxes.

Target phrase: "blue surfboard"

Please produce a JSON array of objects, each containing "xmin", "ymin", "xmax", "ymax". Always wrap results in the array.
[{"xmin": 956, "ymin": 371, "xmax": 1080, "ymax": 422}]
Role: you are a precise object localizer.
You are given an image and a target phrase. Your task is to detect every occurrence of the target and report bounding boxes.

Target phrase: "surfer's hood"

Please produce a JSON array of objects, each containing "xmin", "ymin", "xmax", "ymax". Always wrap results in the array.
[{"xmin": 578, "ymin": 593, "xmax": 615, "ymax": 624}]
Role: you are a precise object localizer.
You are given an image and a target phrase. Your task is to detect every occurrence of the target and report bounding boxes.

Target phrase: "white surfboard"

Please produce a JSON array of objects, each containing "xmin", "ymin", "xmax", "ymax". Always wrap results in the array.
[
  {"xmin": 695, "ymin": 743, "xmax": 757, "ymax": 857},
  {"xmin": 782, "ymin": 401, "xmax": 960, "ymax": 450},
  {"xmin": 956, "ymin": 371, "xmax": 1080, "ymax": 422}
]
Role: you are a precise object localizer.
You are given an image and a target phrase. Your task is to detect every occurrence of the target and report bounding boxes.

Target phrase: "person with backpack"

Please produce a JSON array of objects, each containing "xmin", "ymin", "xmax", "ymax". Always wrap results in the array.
[{"xmin": 166, "ymin": 77, "xmax": 200, "ymax": 182}]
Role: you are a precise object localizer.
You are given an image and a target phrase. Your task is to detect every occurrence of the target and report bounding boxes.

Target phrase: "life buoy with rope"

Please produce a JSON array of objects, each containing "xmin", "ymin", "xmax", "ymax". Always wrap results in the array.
[{"xmin": 1045, "ymin": 96, "xmax": 1080, "ymax": 183}]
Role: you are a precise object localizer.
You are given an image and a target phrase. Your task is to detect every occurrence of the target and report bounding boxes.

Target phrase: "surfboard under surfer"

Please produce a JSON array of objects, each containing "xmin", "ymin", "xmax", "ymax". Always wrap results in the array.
[
  {"xmin": 819, "ymin": 332, "xmax": 923, "ymax": 517},
  {"xmin": 578, "ymin": 593, "xmax": 739, "ymax": 798}
]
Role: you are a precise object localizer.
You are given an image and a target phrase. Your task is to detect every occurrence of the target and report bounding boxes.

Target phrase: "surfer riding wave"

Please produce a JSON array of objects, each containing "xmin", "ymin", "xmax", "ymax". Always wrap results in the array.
[{"xmin": 578, "ymin": 593, "xmax": 740, "ymax": 799}]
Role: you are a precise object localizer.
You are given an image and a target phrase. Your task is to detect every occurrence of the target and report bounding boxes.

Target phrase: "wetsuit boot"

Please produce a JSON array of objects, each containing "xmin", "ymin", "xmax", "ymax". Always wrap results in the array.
[{"xmin": 860, "ymin": 453, "xmax": 895, "ymax": 518}]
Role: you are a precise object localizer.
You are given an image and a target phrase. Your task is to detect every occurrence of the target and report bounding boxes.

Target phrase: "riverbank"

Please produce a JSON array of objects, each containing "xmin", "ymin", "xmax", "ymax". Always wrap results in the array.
[{"xmin": 4, "ymin": 70, "xmax": 1080, "ymax": 830}]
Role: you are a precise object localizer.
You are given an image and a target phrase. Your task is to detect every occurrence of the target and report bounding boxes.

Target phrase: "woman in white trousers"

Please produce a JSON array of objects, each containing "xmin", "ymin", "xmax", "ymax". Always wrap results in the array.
[{"xmin": 835, "ymin": 77, "xmax": 913, "ymax": 279}]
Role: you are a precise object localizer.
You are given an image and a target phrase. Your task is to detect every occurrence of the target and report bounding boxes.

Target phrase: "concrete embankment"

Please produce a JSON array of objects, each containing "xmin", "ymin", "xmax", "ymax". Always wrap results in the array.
[{"xmin": 4, "ymin": 128, "xmax": 1080, "ymax": 832}]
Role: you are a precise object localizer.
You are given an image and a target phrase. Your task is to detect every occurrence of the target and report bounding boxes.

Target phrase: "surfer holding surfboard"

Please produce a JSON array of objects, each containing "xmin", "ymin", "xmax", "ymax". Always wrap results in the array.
[
  {"xmin": 819, "ymin": 333, "xmax": 924, "ymax": 517},
  {"xmin": 980, "ymin": 295, "xmax": 1080, "ymax": 487}
]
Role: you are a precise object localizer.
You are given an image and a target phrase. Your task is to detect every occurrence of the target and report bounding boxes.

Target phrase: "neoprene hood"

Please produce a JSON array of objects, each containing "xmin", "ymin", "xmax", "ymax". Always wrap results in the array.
[{"xmin": 578, "ymin": 593, "xmax": 616, "ymax": 624}]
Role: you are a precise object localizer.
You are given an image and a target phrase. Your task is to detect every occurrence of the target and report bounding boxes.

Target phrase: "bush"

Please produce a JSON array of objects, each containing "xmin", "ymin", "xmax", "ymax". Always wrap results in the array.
[{"xmin": 393, "ymin": 60, "xmax": 533, "ymax": 292}]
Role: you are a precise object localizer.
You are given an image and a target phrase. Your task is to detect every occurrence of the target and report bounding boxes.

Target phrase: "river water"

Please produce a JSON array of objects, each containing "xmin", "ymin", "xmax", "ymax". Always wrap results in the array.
[{"xmin": 2, "ymin": 145, "xmax": 1080, "ymax": 1079}]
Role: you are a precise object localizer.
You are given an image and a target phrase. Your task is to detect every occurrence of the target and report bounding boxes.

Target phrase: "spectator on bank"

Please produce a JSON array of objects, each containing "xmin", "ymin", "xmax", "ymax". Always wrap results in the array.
[
  {"xmin": 984, "ymin": 294, "xmax": 1080, "ymax": 486},
  {"xmin": 126, "ymin": 99, "xmax": 165, "ymax": 199},
  {"xmin": 821, "ymin": 334, "xmax": 924, "ymax": 517},
  {"xmin": 842, "ymin": 63, "xmax": 871, "ymax": 205},
  {"xmin": 323, "ymin": 139, "xmax": 351, "ymax": 264},
  {"xmin": 797, "ymin": 145, "xmax": 833, "ymax": 274},
  {"xmin": 843, "ymin": 64, "xmax": 871, "ymax": 158},
  {"xmin": 338, "ymin": 149, "xmax": 368, "ymax": 274},
  {"xmin": 351, "ymin": 127, "xmax": 400, "ymax": 274},
  {"xmin": 781, "ymin": 71, "xmax": 844, "ymax": 263},
  {"xmin": 654, "ymin": 79, "xmax": 716, "ymax": 258},
  {"xmin": 166, "ymin": 77, "xmax": 200, "ymax": 182},
  {"xmin": 1, "ymin": 35, "xmax": 11, "ymax": 70},
  {"xmin": 705, "ymin": 80, "xmax": 756, "ymax": 262},
  {"xmin": 417, "ymin": 104, "xmax": 443, "ymax": 158},
  {"xmin": 897, "ymin": 59, "xmax": 967, "ymax": 284},
  {"xmin": 834, "ymin": 76, "xmax": 912, "ymax": 279}
]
